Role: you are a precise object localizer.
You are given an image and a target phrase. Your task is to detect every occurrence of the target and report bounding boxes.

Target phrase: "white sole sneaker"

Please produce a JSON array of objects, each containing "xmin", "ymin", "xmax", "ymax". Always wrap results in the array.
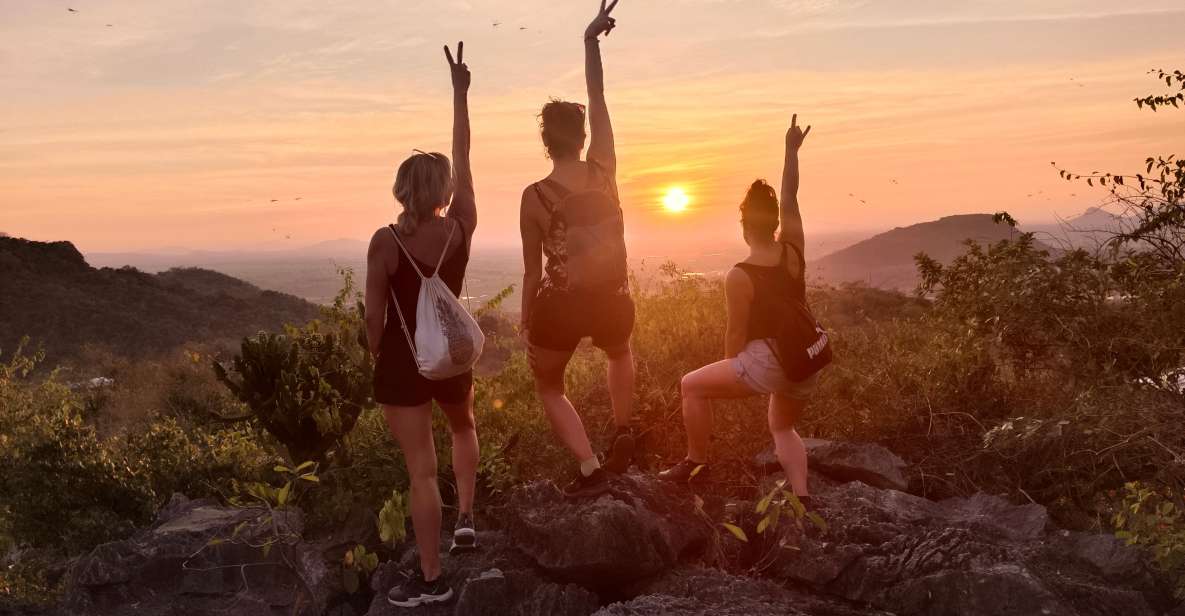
[
  {"xmin": 388, "ymin": 587, "xmax": 454, "ymax": 607},
  {"xmin": 450, "ymin": 527, "xmax": 477, "ymax": 554}
]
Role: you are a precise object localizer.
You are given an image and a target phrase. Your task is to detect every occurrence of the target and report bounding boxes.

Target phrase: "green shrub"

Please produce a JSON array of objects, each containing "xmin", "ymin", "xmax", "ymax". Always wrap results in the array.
[
  {"xmin": 214, "ymin": 274, "xmax": 373, "ymax": 464},
  {"xmin": 1114, "ymin": 482, "xmax": 1185, "ymax": 598}
]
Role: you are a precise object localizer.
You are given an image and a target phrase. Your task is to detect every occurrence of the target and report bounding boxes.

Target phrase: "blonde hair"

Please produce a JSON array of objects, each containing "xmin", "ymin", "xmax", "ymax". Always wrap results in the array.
[{"xmin": 392, "ymin": 151, "xmax": 453, "ymax": 235}]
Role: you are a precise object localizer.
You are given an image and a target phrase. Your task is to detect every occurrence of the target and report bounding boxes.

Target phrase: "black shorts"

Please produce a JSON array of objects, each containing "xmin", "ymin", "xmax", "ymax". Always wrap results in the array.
[
  {"xmin": 528, "ymin": 290, "xmax": 635, "ymax": 352},
  {"xmin": 373, "ymin": 342, "xmax": 473, "ymax": 407}
]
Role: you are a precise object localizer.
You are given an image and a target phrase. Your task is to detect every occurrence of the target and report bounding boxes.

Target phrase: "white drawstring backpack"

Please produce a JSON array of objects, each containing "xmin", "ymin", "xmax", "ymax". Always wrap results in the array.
[{"xmin": 388, "ymin": 221, "xmax": 485, "ymax": 380}]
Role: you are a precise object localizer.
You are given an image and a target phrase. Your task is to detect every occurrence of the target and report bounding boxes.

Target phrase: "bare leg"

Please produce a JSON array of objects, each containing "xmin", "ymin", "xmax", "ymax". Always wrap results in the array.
[
  {"xmin": 383, "ymin": 403, "xmax": 442, "ymax": 581},
  {"xmin": 680, "ymin": 360, "xmax": 758, "ymax": 462},
  {"xmin": 531, "ymin": 345, "xmax": 595, "ymax": 461},
  {"xmin": 602, "ymin": 341, "xmax": 635, "ymax": 429},
  {"xmin": 768, "ymin": 393, "xmax": 809, "ymax": 497},
  {"xmin": 439, "ymin": 385, "xmax": 478, "ymax": 516}
]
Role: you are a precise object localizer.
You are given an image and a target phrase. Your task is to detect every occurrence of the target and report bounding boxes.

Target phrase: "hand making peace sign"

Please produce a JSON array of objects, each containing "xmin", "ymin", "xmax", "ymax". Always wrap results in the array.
[
  {"xmin": 443, "ymin": 41, "xmax": 470, "ymax": 93},
  {"xmin": 585, "ymin": 0, "xmax": 620, "ymax": 41}
]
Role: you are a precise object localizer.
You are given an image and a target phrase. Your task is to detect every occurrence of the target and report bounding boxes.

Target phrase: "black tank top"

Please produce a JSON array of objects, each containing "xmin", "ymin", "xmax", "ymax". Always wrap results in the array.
[
  {"xmin": 734, "ymin": 243, "xmax": 806, "ymax": 343},
  {"xmin": 382, "ymin": 221, "xmax": 470, "ymax": 361}
]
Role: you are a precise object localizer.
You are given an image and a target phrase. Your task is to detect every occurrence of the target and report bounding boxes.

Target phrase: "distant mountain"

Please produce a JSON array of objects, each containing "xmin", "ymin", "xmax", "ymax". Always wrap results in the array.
[
  {"xmin": 0, "ymin": 237, "xmax": 320, "ymax": 364},
  {"xmin": 809, "ymin": 214, "xmax": 1040, "ymax": 291},
  {"xmin": 1025, "ymin": 207, "xmax": 1129, "ymax": 250}
]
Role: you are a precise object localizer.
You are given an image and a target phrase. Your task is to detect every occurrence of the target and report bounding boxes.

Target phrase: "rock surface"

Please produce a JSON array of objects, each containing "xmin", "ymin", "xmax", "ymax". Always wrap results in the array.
[
  {"xmin": 62, "ymin": 494, "xmax": 332, "ymax": 616},
  {"xmin": 755, "ymin": 438, "xmax": 910, "ymax": 491},
  {"xmin": 764, "ymin": 481, "xmax": 1175, "ymax": 616},
  {"xmin": 52, "ymin": 450, "xmax": 1179, "ymax": 616},
  {"xmin": 502, "ymin": 473, "xmax": 712, "ymax": 588}
]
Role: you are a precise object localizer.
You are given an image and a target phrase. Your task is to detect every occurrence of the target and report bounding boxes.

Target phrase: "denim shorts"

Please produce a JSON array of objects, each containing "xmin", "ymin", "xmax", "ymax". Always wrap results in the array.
[{"xmin": 733, "ymin": 339, "xmax": 820, "ymax": 401}]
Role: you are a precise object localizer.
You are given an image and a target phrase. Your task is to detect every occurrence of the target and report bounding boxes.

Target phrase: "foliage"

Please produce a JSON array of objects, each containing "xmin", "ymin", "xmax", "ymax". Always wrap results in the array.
[
  {"xmin": 229, "ymin": 461, "xmax": 320, "ymax": 510},
  {"xmin": 341, "ymin": 544, "xmax": 379, "ymax": 595},
  {"xmin": 377, "ymin": 490, "xmax": 409, "ymax": 545},
  {"xmin": 1114, "ymin": 482, "xmax": 1185, "ymax": 598},
  {"xmin": 214, "ymin": 271, "xmax": 373, "ymax": 464},
  {"xmin": 0, "ymin": 341, "xmax": 157, "ymax": 553}
]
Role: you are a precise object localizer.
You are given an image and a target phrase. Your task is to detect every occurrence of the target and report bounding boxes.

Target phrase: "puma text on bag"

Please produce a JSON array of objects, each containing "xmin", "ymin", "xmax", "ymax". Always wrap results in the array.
[{"xmin": 388, "ymin": 223, "xmax": 485, "ymax": 380}]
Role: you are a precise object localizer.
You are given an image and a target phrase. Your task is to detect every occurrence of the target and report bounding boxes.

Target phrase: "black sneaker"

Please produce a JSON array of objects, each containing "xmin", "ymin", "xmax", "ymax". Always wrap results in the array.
[
  {"xmin": 602, "ymin": 431, "xmax": 636, "ymax": 474},
  {"xmin": 450, "ymin": 512, "xmax": 477, "ymax": 554},
  {"xmin": 658, "ymin": 459, "xmax": 710, "ymax": 484},
  {"xmin": 387, "ymin": 570, "xmax": 453, "ymax": 608},
  {"xmin": 563, "ymin": 467, "xmax": 610, "ymax": 498}
]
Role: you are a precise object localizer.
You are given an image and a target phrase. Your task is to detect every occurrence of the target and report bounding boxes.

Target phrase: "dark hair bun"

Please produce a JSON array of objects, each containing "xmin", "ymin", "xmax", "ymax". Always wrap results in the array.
[{"xmin": 740, "ymin": 179, "xmax": 779, "ymax": 235}]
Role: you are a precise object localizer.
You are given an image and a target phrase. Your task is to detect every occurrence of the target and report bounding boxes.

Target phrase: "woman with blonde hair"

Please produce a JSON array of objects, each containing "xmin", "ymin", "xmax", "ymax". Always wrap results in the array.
[{"xmin": 364, "ymin": 42, "xmax": 477, "ymax": 608}]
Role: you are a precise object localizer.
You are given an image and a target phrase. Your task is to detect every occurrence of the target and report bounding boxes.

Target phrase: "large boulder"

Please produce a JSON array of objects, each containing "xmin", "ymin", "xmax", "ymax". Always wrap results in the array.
[
  {"xmin": 766, "ymin": 481, "xmax": 1176, "ymax": 616},
  {"xmin": 62, "ymin": 495, "xmax": 332, "ymax": 616},
  {"xmin": 502, "ymin": 473, "xmax": 712, "ymax": 588},
  {"xmin": 755, "ymin": 438, "xmax": 909, "ymax": 492}
]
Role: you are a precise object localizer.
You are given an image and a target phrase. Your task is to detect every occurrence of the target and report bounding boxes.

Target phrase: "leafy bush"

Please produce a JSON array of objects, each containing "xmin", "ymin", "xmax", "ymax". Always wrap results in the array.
[
  {"xmin": 1114, "ymin": 482, "xmax": 1185, "ymax": 598},
  {"xmin": 214, "ymin": 273, "xmax": 373, "ymax": 464}
]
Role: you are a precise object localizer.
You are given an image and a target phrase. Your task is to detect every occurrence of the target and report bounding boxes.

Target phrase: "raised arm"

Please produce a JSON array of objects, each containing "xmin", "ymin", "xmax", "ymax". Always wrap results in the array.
[
  {"xmin": 779, "ymin": 114, "xmax": 811, "ymax": 260},
  {"xmin": 444, "ymin": 42, "xmax": 476, "ymax": 236},
  {"xmin": 584, "ymin": 0, "xmax": 619, "ymax": 174}
]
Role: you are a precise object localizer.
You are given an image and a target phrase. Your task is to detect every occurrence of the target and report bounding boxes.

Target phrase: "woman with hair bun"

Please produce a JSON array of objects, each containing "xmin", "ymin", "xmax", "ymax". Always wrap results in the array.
[
  {"xmin": 659, "ymin": 115, "xmax": 823, "ymax": 508},
  {"xmin": 364, "ymin": 41, "xmax": 478, "ymax": 608}
]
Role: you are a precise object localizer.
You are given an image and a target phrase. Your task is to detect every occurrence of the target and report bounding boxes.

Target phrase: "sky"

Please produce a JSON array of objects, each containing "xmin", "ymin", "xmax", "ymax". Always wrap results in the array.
[{"xmin": 1, "ymin": 0, "xmax": 1184, "ymax": 253}]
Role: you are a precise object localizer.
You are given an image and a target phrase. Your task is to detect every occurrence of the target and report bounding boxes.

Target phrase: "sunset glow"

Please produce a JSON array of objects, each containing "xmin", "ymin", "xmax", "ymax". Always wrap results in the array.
[
  {"xmin": 662, "ymin": 187, "xmax": 690, "ymax": 214},
  {"xmin": 1, "ymin": 1, "xmax": 1184, "ymax": 254}
]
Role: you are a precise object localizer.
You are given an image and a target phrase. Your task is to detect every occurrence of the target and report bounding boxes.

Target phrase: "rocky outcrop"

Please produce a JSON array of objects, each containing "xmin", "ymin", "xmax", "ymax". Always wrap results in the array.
[
  {"xmin": 55, "ymin": 452, "xmax": 1180, "ymax": 616},
  {"xmin": 63, "ymin": 495, "xmax": 333, "ymax": 616},
  {"xmin": 759, "ymin": 481, "xmax": 1175, "ymax": 616},
  {"xmin": 755, "ymin": 438, "xmax": 910, "ymax": 491}
]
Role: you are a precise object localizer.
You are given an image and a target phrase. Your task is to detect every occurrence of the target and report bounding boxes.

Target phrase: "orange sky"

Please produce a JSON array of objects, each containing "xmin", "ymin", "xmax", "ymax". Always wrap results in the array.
[{"xmin": 2, "ymin": 1, "xmax": 1184, "ymax": 253}]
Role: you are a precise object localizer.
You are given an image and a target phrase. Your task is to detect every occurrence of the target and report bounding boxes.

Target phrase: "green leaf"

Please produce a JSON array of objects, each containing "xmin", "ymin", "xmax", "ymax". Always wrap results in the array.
[
  {"xmin": 277, "ymin": 482, "xmax": 292, "ymax": 507},
  {"xmin": 689, "ymin": 464, "xmax": 707, "ymax": 479},
  {"xmin": 274, "ymin": 465, "xmax": 291, "ymax": 474},
  {"xmin": 806, "ymin": 512, "xmax": 828, "ymax": 533},
  {"xmin": 755, "ymin": 491, "xmax": 774, "ymax": 515},
  {"xmin": 757, "ymin": 515, "xmax": 772, "ymax": 535},
  {"xmin": 299, "ymin": 474, "xmax": 320, "ymax": 483},
  {"xmin": 295, "ymin": 461, "xmax": 316, "ymax": 473},
  {"xmin": 721, "ymin": 522, "xmax": 748, "ymax": 543}
]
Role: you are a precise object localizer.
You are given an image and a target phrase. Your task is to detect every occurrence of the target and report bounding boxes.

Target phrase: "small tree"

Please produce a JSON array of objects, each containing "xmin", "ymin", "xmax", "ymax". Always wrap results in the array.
[{"xmin": 214, "ymin": 271, "xmax": 373, "ymax": 464}]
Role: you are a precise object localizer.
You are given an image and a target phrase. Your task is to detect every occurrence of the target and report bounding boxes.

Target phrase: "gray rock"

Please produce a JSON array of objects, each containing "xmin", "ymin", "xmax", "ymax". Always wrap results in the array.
[
  {"xmin": 503, "ymin": 473, "xmax": 711, "ymax": 588},
  {"xmin": 365, "ymin": 531, "xmax": 598, "ymax": 616},
  {"xmin": 766, "ymin": 481, "xmax": 1172, "ymax": 616},
  {"xmin": 595, "ymin": 567, "xmax": 890, "ymax": 616},
  {"xmin": 756, "ymin": 439, "xmax": 910, "ymax": 492},
  {"xmin": 61, "ymin": 494, "xmax": 331, "ymax": 616}
]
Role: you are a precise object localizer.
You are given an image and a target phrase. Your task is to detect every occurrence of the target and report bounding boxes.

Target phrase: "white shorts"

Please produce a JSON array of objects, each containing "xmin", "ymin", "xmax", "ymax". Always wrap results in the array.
[{"xmin": 732, "ymin": 339, "xmax": 820, "ymax": 401}]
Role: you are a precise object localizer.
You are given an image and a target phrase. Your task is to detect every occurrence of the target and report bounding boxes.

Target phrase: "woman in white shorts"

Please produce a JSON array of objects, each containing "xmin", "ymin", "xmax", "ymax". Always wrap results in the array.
[{"xmin": 659, "ymin": 114, "xmax": 821, "ymax": 503}]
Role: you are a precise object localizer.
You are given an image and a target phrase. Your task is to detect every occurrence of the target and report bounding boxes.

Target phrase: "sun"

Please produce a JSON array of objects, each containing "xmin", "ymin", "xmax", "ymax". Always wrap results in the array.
[{"xmin": 662, "ymin": 187, "xmax": 690, "ymax": 213}]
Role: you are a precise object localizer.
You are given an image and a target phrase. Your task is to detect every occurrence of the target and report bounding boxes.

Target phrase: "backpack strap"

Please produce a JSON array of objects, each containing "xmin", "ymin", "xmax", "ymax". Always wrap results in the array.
[
  {"xmin": 433, "ymin": 219, "xmax": 458, "ymax": 274},
  {"xmin": 388, "ymin": 225, "xmax": 426, "ymax": 280},
  {"xmin": 532, "ymin": 182, "xmax": 558, "ymax": 215}
]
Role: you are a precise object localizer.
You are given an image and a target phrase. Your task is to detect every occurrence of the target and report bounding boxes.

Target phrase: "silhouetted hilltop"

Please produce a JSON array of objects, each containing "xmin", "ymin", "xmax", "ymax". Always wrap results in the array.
[
  {"xmin": 810, "ymin": 214, "xmax": 1040, "ymax": 290},
  {"xmin": 0, "ymin": 237, "xmax": 320, "ymax": 363}
]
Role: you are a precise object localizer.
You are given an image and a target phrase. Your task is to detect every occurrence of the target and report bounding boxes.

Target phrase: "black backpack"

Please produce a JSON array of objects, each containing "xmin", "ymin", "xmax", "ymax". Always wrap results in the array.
[{"xmin": 764, "ymin": 244, "xmax": 832, "ymax": 382}]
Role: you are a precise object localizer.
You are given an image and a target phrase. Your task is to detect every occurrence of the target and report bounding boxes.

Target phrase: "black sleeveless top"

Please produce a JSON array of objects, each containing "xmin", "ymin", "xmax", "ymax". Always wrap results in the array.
[
  {"xmin": 733, "ymin": 243, "xmax": 806, "ymax": 343},
  {"xmin": 381, "ymin": 221, "xmax": 470, "ymax": 363}
]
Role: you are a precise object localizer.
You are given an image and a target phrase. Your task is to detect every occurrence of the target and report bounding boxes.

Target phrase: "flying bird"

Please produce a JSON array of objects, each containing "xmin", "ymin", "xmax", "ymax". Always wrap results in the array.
[
  {"xmin": 67, "ymin": 8, "xmax": 77, "ymax": 12},
  {"xmin": 294, "ymin": 197, "xmax": 302, "ymax": 201},
  {"xmin": 493, "ymin": 21, "xmax": 501, "ymax": 27},
  {"xmin": 519, "ymin": 26, "xmax": 528, "ymax": 30},
  {"xmin": 270, "ymin": 199, "xmax": 279, "ymax": 203}
]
